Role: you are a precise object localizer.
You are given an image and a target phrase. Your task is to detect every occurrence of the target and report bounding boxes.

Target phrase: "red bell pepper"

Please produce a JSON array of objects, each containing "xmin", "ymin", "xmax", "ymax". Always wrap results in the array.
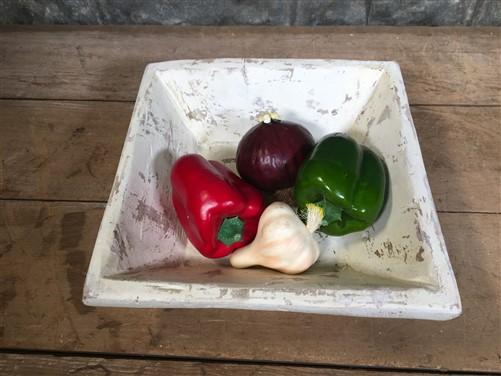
[{"xmin": 171, "ymin": 154, "xmax": 264, "ymax": 258}]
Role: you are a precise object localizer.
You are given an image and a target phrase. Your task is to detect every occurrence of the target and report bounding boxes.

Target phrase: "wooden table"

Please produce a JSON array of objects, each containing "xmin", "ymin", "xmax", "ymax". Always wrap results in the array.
[{"xmin": 0, "ymin": 26, "xmax": 499, "ymax": 375}]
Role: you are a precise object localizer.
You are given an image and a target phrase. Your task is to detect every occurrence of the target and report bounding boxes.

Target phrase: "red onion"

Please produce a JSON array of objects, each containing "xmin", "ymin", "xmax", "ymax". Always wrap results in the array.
[{"xmin": 236, "ymin": 113, "xmax": 315, "ymax": 192}]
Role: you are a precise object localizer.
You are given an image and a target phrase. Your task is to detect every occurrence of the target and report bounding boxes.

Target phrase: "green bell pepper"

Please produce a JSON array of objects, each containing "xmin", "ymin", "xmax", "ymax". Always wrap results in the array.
[{"xmin": 294, "ymin": 133, "xmax": 388, "ymax": 236}]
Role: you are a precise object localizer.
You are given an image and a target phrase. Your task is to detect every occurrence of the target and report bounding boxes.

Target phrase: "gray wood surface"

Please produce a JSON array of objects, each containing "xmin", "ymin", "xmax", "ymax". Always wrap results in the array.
[
  {"xmin": 0, "ymin": 26, "xmax": 499, "ymax": 374},
  {"xmin": 1, "ymin": 101, "xmax": 498, "ymax": 213},
  {"xmin": 0, "ymin": 201, "xmax": 499, "ymax": 372},
  {"xmin": 0, "ymin": 353, "xmax": 470, "ymax": 376},
  {"xmin": 0, "ymin": 27, "xmax": 499, "ymax": 105}
]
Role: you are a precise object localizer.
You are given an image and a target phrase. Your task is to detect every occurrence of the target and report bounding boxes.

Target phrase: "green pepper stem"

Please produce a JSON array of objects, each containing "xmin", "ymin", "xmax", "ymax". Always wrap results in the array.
[{"xmin": 217, "ymin": 216, "xmax": 244, "ymax": 246}]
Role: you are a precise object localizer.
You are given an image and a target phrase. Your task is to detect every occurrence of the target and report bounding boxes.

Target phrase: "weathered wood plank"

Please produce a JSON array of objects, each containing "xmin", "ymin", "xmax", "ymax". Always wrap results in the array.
[
  {"xmin": 0, "ymin": 26, "xmax": 499, "ymax": 105},
  {"xmin": 0, "ymin": 100, "xmax": 132, "ymax": 202},
  {"xmin": 0, "ymin": 353, "xmax": 469, "ymax": 376},
  {"xmin": 414, "ymin": 105, "xmax": 501, "ymax": 213},
  {"xmin": 0, "ymin": 201, "xmax": 499, "ymax": 372},
  {"xmin": 1, "ymin": 100, "xmax": 499, "ymax": 212}
]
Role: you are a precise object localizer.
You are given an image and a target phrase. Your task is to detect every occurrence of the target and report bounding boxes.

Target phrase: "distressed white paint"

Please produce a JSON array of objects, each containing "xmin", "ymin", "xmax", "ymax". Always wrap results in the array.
[{"xmin": 83, "ymin": 59, "xmax": 461, "ymax": 320}]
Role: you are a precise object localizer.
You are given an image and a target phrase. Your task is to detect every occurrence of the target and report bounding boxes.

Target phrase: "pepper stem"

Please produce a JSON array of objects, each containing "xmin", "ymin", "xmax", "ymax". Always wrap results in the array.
[
  {"xmin": 217, "ymin": 216, "xmax": 244, "ymax": 246},
  {"xmin": 305, "ymin": 203, "xmax": 324, "ymax": 233}
]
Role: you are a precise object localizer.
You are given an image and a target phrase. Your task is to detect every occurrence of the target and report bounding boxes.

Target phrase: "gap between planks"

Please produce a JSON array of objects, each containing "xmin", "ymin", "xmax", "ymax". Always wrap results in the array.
[
  {"xmin": 0, "ymin": 348, "xmax": 495, "ymax": 376},
  {"xmin": 1, "ymin": 97, "xmax": 501, "ymax": 107},
  {"xmin": 0, "ymin": 198, "xmax": 499, "ymax": 215}
]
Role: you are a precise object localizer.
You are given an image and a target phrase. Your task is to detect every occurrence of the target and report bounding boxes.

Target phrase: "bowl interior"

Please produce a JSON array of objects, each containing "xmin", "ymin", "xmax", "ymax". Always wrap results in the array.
[{"xmin": 103, "ymin": 59, "xmax": 441, "ymax": 292}]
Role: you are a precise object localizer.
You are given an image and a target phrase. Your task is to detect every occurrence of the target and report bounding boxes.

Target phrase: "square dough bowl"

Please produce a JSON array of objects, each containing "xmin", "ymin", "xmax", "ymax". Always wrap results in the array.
[{"xmin": 83, "ymin": 59, "xmax": 461, "ymax": 320}]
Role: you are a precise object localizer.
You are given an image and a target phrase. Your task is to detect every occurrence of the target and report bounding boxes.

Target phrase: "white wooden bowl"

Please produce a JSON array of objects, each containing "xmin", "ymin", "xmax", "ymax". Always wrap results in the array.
[{"xmin": 83, "ymin": 59, "xmax": 461, "ymax": 320}]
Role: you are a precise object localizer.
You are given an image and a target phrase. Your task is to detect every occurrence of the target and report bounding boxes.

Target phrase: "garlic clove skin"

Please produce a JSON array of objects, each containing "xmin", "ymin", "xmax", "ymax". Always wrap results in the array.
[{"xmin": 229, "ymin": 202, "xmax": 320, "ymax": 274}]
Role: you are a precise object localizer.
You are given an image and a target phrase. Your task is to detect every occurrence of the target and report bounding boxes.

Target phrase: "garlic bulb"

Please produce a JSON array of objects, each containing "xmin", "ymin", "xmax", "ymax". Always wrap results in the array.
[{"xmin": 229, "ymin": 202, "xmax": 323, "ymax": 274}]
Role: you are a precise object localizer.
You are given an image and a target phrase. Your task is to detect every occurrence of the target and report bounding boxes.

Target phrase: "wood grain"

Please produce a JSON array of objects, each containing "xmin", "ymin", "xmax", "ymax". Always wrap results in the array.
[
  {"xmin": 0, "ymin": 201, "xmax": 499, "ymax": 372},
  {"xmin": 1, "ymin": 100, "xmax": 499, "ymax": 213},
  {"xmin": 413, "ymin": 106, "xmax": 501, "ymax": 214},
  {"xmin": 0, "ymin": 25, "xmax": 500, "ymax": 374},
  {"xmin": 0, "ymin": 26, "xmax": 499, "ymax": 105},
  {"xmin": 0, "ymin": 353, "xmax": 469, "ymax": 376},
  {"xmin": 0, "ymin": 100, "xmax": 131, "ymax": 202}
]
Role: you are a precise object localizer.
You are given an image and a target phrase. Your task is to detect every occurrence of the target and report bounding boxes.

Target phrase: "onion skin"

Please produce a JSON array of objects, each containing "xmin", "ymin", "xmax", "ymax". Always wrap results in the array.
[{"xmin": 236, "ymin": 119, "xmax": 315, "ymax": 192}]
